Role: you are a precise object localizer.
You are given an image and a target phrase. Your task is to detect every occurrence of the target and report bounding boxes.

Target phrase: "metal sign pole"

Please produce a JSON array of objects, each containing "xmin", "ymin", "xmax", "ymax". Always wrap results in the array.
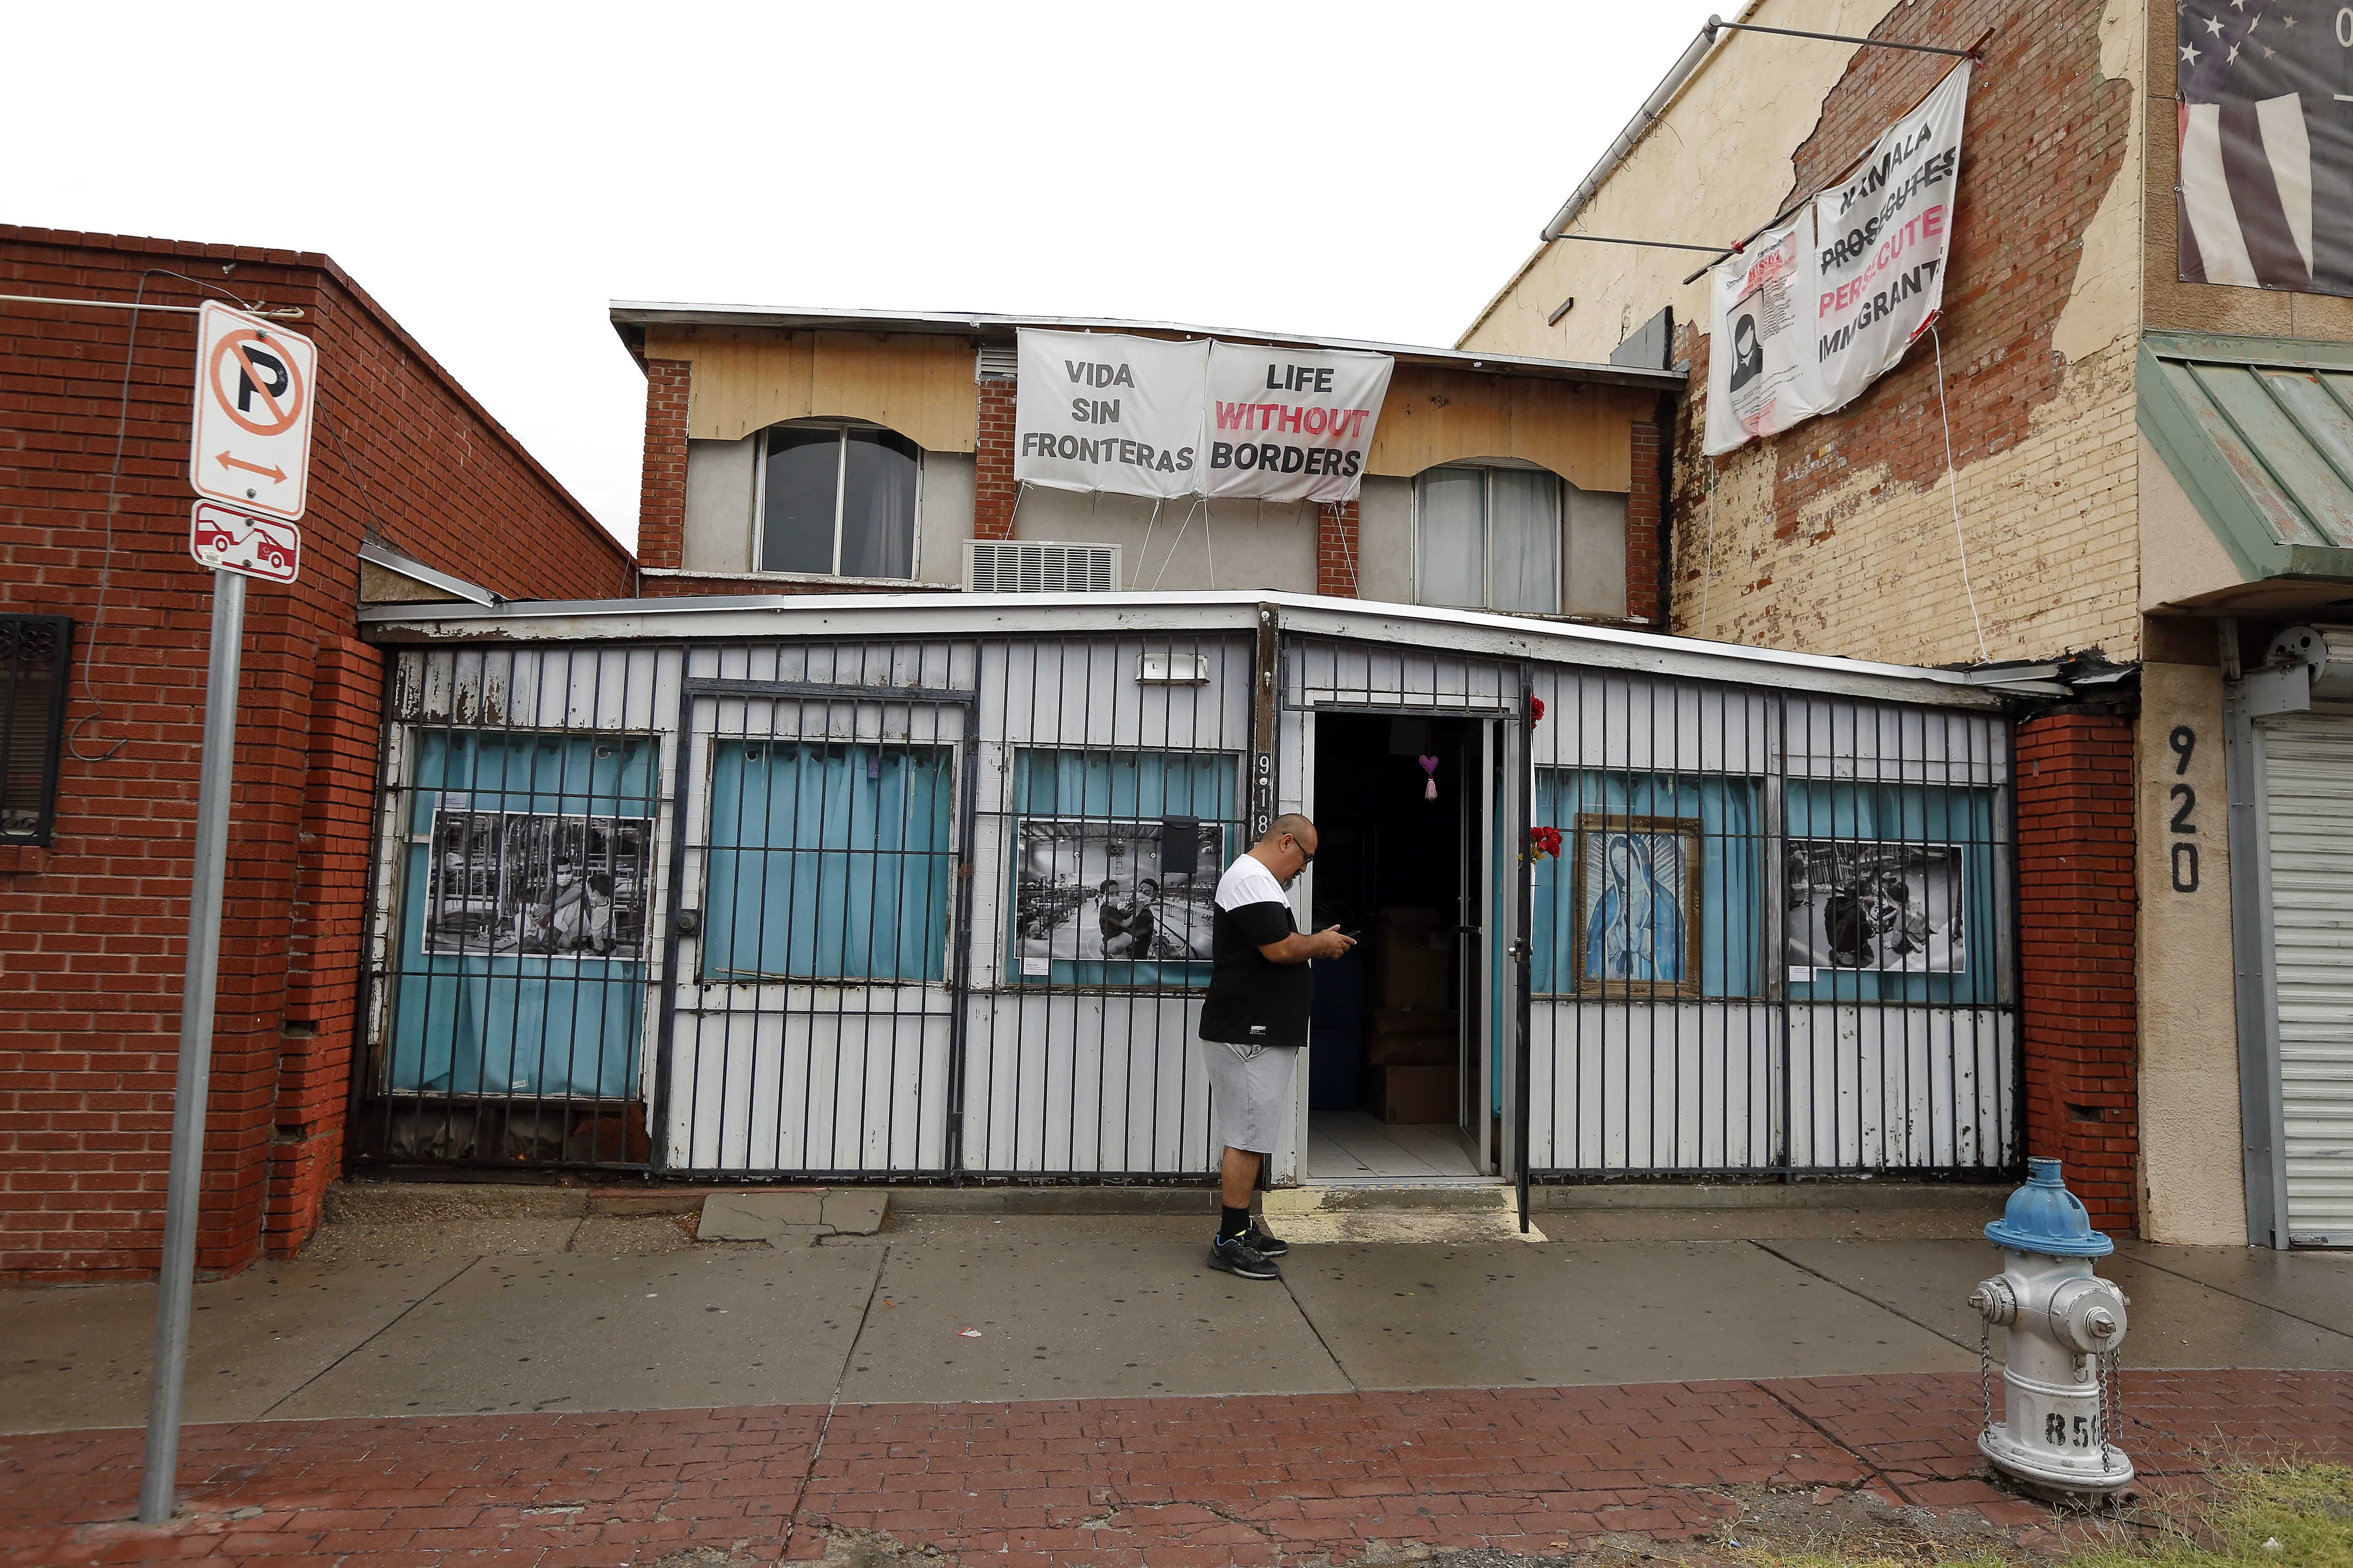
[{"xmin": 137, "ymin": 568, "xmax": 246, "ymax": 1525}]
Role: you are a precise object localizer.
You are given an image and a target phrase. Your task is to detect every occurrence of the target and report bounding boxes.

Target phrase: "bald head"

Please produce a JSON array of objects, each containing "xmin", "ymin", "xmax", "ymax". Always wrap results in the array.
[
  {"xmin": 1250, "ymin": 814, "xmax": 1319, "ymax": 887},
  {"xmin": 1264, "ymin": 813, "xmax": 1316, "ymax": 848}
]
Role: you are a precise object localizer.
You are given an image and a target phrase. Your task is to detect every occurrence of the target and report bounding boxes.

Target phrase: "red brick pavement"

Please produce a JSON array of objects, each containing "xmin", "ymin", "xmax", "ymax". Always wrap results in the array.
[{"xmin": 2, "ymin": 1371, "xmax": 2346, "ymax": 1567}]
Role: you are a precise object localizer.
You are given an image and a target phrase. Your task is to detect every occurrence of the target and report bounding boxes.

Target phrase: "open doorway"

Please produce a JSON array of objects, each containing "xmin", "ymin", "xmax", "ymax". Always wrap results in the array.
[{"xmin": 1306, "ymin": 713, "xmax": 1492, "ymax": 1180}]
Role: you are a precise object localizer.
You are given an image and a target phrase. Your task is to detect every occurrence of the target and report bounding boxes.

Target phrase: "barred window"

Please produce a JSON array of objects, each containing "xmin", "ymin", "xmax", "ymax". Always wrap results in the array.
[{"xmin": 1, "ymin": 616, "xmax": 72, "ymax": 845}]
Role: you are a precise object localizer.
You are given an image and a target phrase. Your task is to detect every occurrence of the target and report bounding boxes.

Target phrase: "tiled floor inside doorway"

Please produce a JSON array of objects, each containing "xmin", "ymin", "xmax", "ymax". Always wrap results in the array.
[{"xmin": 1306, "ymin": 1109, "xmax": 1483, "ymax": 1180}]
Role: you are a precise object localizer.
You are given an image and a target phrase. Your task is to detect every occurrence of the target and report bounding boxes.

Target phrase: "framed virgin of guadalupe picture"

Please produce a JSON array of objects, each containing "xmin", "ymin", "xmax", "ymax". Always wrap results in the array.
[{"xmin": 1570, "ymin": 813, "xmax": 1704, "ymax": 998}]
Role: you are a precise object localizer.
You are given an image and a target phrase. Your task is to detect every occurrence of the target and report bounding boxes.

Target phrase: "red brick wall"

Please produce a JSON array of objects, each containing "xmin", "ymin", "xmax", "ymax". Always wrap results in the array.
[
  {"xmin": 2015, "ymin": 710, "xmax": 2139, "ymax": 1232},
  {"xmin": 1316, "ymin": 501, "xmax": 1361, "ymax": 599},
  {"xmin": 637, "ymin": 359, "xmax": 692, "ymax": 571},
  {"xmin": 0, "ymin": 226, "xmax": 633, "ymax": 1282},
  {"xmin": 973, "ymin": 379, "xmax": 1017, "ymax": 541},
  {"xmin": 1665, "ymin": 0, "xmax": 2134, "ymax": 649},
  {"xmin": 1626, "ymin": 421, "xmax": 1664, "ymax": 627},
  {"xmin": 268, "ymin": 638, "xmax": 383, "ymax": 1257}
]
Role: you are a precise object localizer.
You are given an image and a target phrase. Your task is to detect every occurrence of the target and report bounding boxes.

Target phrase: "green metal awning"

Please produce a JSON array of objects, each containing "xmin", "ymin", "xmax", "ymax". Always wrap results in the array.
[{"xmin": 2139, "ymin": 332, "xmax": 2353, "ymax": 584}]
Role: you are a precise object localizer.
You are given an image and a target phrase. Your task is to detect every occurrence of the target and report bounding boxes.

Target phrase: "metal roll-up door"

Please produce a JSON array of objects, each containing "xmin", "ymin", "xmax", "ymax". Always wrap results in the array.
[{"xmin": 2262, "ymin": 711, "xmax": 2353, "ymax": 1246}]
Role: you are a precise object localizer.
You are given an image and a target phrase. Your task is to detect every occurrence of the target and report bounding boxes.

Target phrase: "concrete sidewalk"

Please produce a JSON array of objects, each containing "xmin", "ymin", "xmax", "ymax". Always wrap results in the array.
[{"xmin": 6, "ymin": 1191, "xmax": 2352, "ymax": 1433}]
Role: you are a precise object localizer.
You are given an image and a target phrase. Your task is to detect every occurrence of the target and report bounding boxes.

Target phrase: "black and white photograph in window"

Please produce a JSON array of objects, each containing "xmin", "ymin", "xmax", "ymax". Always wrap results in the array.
[
  {"xmin": 760, "ymin": 421, "xmax": 921, "ymax": 580},
  {"xmin": 1012, "ymin": 818, "xmax": 1223, "ymax": 975},
  {"xmin": 1784, "ymin": 840, "xmax": 1965, "ymax": 974},
  {"xmin": 1412, "ymin": 463, "xmax": 1627, "ymax": 618},
  {"xmin": 424, "ymin": 808, "xmax": 654, "ymax": 959}
]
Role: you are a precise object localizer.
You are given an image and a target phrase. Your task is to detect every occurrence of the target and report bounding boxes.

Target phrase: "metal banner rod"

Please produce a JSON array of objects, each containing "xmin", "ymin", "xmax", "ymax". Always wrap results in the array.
[
  {"xmin": 1552, "ymin": 233, "xmax": 1736, "ymax": 256},
  {"xmin": 1706, "ymin": 17, "xmax": 1979, "ymax": 58},
  {"xmin": 138, "ymin": 568, "xmax": 246, "ymax": 1525}
]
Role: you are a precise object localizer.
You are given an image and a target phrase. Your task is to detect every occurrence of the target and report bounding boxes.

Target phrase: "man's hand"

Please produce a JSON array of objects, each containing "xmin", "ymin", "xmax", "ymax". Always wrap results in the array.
[
  {"xmin": 1304, "ymin": 924, "xmax": 1356, "ymax": 959},
  {"xmin": 1257, "ymin": 925, "xmax": 1357, "ymax": 964}
]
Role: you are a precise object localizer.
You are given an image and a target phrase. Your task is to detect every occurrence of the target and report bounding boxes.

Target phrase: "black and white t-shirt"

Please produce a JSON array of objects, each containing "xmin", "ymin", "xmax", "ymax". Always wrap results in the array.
[{"xmin": 1196, "ymin": 853, "xmax": 1313, "ymax": 1050}]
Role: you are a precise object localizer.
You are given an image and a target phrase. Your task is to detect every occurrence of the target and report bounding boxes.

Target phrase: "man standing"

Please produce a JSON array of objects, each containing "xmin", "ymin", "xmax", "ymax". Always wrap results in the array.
[{"xmin": 1198, "ymin": 813, "xmax": 1353, "ymax": 1279}]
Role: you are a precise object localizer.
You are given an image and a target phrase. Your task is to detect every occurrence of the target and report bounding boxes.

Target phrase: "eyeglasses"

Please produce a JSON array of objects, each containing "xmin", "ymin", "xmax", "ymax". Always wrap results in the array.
[{"xmin": 1288, "ymin": 835, "xmax": 1315, "ymax": 866}]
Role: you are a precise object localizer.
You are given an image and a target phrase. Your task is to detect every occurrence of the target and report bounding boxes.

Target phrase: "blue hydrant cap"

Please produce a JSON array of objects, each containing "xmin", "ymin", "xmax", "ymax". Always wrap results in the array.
[{"xmin": 1985, "ymin": 1156, "xmax": 2114, "ymax": 1257}]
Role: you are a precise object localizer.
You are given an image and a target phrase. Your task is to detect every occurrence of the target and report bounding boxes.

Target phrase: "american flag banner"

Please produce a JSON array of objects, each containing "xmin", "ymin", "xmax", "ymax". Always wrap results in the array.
[{"xmin": 2177, "ymin": 0, "xmax": 2353, "ymax": 293}]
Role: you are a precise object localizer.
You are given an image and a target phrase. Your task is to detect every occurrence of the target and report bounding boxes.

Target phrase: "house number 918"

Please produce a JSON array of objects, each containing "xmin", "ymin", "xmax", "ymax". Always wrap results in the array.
[{"xmin": 2168, "ymin": 725, "xmax": 2199, "ymax": 893}]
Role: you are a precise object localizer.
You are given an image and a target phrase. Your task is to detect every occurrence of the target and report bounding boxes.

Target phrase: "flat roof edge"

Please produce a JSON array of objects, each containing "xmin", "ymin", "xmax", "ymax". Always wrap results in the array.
[
  {"xmin": 606, "ymin": 302, "xmax": 1684, "ymax": 391},
  {"xmin": 358, "ymin": 590, "xmax": 2009, "ymax": 709}
]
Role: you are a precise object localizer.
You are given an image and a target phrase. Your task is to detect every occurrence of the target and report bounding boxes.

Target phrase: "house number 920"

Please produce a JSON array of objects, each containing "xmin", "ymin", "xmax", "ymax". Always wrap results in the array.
[{"xmin": 2168, "ymin": 725, "xmax": 2199, "ymax": 893}]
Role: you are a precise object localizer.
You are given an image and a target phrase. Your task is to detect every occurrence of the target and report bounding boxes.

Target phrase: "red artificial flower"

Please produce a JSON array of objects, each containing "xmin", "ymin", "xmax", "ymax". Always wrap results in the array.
[{"xmin": 1530, "ymin": 697, "xmax": 1546, "ymax": 724}]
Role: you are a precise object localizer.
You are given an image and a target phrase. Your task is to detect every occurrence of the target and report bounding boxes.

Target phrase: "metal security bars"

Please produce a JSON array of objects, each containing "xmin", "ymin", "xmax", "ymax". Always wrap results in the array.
[
  {"xmin": 659, "ymin": 642, "xmax": 977, "ymax": 1177},
  {"xmin": 1, "ymin": 616, "xmax": 72, "ymax": 846},
  {"xmin": 962, "ymin": 634, "xmax": 1256, "ymax": 1177},
  {"xmin": 357, "ymin": 609, "xmax": 2018, "ymax": 1187},
  {"xmin": 355, "ymin": 644, "xmax": 675, "ymax": 1169},
  {"xmin": 1524, "ymin": 668, "xmax": 2018, "ymax": 1177}
]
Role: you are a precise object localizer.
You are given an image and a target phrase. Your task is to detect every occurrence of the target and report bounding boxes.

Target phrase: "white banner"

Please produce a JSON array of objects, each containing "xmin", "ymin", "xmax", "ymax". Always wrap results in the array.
[
  {"xmin": 1704, "ymin": 63, "xmax": 1969, "ymax": 455},
  {"xmin": 1704, "ymin": 219, "xmax": 1819, "ymax": 455},
  {"xmin": 1811, "ymin": 61, "xmax": 1969, "ymax": 414},
  {"xmin": 1204, "ymin": 341, "xmax": 1393, "ymax": 504},
  {"xmin": 1014, "ymin": 329, "xmax": 1207, "ymax": 498}
]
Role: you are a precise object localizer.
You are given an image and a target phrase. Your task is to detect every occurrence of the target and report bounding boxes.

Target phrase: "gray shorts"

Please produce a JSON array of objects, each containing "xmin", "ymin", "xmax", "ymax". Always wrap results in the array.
[{"xmin": 1202, "ymin": 1043, "xmax": 1298, "ymax": 1156}]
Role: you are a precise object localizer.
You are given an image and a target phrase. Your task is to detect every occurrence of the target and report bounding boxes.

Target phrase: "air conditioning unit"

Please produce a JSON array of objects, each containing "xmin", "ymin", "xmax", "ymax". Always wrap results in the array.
[
  {"xmin": 965, "ymin": 540, "xmax": 1123, "ymax": 594},
  {"xmin": 975, "ymin": 343, "xmax": 1018, "ymax": 383}
]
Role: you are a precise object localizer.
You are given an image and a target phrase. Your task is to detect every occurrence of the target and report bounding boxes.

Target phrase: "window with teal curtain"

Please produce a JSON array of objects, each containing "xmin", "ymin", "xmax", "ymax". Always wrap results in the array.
[
  {"xmin": 1531, "ymin": 771, "xmax": 1763, "ymax": 998},
  {"xmin": 702, "ymin": 742, "xmax": 955, "ymax": 982},
  {"xmin": 1784, "ymin": 781, "xmax": 2003, "ymax": 1004},
  {"xmin": 391, "ymin": 732, "xmax": 656, "ymax": 1098},
  {"xmin": 1009, "ymin": 749, "xmax": 1239, "ymax": 988}
]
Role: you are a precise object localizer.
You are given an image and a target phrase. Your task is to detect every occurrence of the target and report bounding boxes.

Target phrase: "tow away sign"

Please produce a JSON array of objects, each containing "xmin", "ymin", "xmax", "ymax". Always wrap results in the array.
[
  {"xmin": 189, "ymin": 500, "xmax": 301, "ymax": 584},
  {"xmin": 190, "ymin": 300, "xmax": 316, "ymax": 522}
]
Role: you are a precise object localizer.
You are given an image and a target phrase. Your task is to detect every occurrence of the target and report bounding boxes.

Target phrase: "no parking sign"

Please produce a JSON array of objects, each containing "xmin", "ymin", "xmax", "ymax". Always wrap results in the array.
[{"xmin": 189, "ymin": 299, "xmax": 316, "ymax": 522}]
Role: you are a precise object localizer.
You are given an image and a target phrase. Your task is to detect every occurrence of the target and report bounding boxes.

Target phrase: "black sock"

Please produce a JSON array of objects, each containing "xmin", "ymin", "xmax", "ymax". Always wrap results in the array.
[{"xmin": 1219, "ymin": 1205, "xmax": 1252, "ymax": 1242}]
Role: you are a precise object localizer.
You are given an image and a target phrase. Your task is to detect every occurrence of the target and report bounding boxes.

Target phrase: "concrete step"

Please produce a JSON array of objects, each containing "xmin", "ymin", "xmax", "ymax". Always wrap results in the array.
[{"xmin": 323, "ymin": 1175, "xmax": 2013, "ymax": 1243}]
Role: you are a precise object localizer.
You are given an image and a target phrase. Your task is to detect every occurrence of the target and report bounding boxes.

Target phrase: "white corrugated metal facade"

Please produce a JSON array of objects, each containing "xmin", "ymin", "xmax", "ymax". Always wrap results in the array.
[{"xmin": 351, "ymin": 592, "xmax": 2025, "ymax": 1191}]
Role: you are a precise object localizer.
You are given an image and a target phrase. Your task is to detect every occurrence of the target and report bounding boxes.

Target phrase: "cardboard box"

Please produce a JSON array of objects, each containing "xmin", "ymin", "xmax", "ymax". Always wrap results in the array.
[
  {"xmin": 1366, "ymin": 1030, "xmax": 1454, "ymax": 1067},
  {"xmin": 1368, "ymin": 912, "xmax": 1452, "ymax": 1012},
  {"xmin": 1368, "ymin": 1064, "xmax": 1456, "ymax": 1125}
]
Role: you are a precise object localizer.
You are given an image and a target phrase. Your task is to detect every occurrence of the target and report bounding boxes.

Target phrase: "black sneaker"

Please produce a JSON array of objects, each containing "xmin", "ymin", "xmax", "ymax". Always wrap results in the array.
[
  {"xmin": 1207, "ymin": 1233, "xmax": 1281, "ymax": 1279},
  {"xmin": 1248, "ymin": 1221, "xmax": 1289, "ymax": 1257}
]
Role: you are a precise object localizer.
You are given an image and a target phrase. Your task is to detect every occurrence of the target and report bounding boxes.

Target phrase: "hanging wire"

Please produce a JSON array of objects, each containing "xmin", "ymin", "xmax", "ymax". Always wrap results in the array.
[
  {"xmin": 1701, "ymin": 456, "xmax": 1719, "ymax": 637},
  {"xmin": 1132, "ymin": 498, "xmax": 1164, "ymax": 589},
  {"xmin": 62, "ymin": 268, "xmax": 272, "ymax": 762},
  {"xmin": 1929, "ymin": 323, "xmax": 1992, "ymax": 663},
  {"xmin": 1322, "ymin": 500, "xmax": 1364, "ymax": 597},
  {"xmin": 1150, "ymin": 496, "xmax": 1205, "ymax": 590}
]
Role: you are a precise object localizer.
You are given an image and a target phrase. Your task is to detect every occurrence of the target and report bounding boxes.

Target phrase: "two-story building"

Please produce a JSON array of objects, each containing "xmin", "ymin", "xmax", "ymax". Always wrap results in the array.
[
  {"xmin": 1459, "ymin": 0, "xmax": 2353, "ymax": 1247},
  {"xmin": 339, "ymin": 303, "xmax": 2120, "ymax": 1226}
]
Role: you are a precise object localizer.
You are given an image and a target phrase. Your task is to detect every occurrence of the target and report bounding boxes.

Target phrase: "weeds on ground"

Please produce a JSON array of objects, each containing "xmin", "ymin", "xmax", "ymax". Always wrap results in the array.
[{"xmin": 1731, "ymin": 1465, "xmax": 2353, "ymax": 1568}]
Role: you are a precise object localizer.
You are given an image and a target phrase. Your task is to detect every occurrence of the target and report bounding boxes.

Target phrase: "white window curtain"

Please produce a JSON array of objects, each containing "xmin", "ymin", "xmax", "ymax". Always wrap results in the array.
[
  {"xmin": 1415, "ymin": 465, "xmax": 1560, "ymax": 613},
  {"xmin": 1488, "ymin": 468, "xmax": 1559, "ymax": 614}
]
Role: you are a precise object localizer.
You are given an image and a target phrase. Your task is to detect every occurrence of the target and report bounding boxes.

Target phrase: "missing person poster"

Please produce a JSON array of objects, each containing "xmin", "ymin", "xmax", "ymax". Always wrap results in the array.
[
  {"xmin": 1704, "ymin": 218, "xmax": 1819, "ymax": 455},
  {"xmin": 1014, "ymin": 330, "xmax": 1207, "ymax": 498},
  {"xmin": 1203, "ymin": 341, "xmax": 1393, "ymax": 504}
]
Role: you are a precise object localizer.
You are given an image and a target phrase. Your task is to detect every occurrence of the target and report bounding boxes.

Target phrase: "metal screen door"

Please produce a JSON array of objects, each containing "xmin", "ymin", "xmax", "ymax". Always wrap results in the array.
[{"xmin": 655, "ymin": 677, "xmax": 977, "ymax": 1176}]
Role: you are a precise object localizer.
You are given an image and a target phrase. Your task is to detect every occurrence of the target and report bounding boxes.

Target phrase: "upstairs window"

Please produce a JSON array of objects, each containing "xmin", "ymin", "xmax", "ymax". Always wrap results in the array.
[
  {"xmin": 1415, "ymin": 464, "xmax": 1561, "ymax": 614},
  {"xmin": 1, "ymin": 616, "xmax": 71, "ymax": 845},
  {"xmin": 760, "ymin": 423, "xmax": 920, "ymax": 579}
]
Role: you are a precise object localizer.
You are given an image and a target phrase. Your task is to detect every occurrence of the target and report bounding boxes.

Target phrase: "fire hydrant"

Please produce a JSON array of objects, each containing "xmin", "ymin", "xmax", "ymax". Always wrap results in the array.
[{"xmin": 1968, "ymin": 1157, "xmax": 2133, "ymax": 1499}]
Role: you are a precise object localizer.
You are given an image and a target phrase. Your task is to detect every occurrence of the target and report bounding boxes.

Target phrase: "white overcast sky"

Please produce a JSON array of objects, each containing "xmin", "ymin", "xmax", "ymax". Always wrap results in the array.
[{"xmin": 10, "ymin": 2, "xmax": 1722, "ymax": 549}]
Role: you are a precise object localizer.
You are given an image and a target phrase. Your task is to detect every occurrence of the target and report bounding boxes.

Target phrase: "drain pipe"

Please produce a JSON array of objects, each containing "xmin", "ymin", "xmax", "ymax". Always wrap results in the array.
[{"xmin": 1541, "ymin": 23, "xmax": 1720, "ymax": 240}]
